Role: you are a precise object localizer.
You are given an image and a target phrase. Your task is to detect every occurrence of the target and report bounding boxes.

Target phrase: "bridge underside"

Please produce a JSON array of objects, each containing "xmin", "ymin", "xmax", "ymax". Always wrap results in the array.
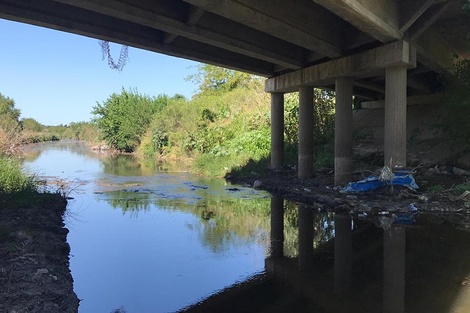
[{"xmin": 1, "ymin": 0, "xmax": 469, "ymax": 183}]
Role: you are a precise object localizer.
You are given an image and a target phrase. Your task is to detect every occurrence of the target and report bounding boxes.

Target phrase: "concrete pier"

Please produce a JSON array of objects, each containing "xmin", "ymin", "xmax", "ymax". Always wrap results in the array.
[
  {"xmin": 384, "ymin": 66, "xmax": 408, "ymax": 167},
  {"xmin": 270, "ymin": 93, "xmax": 284, "ymax": 169},
  {"xmin": 334, "ymin": 78, "xmax": 353, "ymax": 185},
  {"xmin": 298, "ymin": 87, "xmax": 314, "ymax": 178}
]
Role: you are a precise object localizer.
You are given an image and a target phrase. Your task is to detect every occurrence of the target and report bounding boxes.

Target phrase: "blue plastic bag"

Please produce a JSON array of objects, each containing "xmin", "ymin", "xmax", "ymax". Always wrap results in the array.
[{"xmin": 342, "ymin": 172, "xmax": 419, "ymax": 193}]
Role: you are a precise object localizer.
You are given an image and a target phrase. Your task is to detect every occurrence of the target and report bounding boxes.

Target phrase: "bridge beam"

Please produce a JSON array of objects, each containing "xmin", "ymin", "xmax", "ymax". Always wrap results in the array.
[
  {"xmin": 51, "ymin": 0, "xmax": 303, "ymax": 70},
  {"xmin": 185, "ymin": 0, "xmax": 344, "ymax": 58},
  {"xmin": 265, "ymin": 41, "xmax": 416, "ymax": 93},
  {"xmin": 312, "ymin": 0, "xmax": 400, "ymax": 42}
]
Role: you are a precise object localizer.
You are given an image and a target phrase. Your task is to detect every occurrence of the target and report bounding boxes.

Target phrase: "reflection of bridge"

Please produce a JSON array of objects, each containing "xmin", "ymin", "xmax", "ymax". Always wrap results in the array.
[
  {"xmin": 177, "ymin": 198, "xmax": 470, "ymax": 313},
  {"xmin": 1, "ymin": 1, "xmax": 469, "ymax": 183}
]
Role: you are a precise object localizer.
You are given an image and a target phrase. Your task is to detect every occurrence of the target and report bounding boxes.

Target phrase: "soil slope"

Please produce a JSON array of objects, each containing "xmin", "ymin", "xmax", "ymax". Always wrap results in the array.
[{"xmin": 0, "ymin": 193, "xmax": 79, "ymax": 313}]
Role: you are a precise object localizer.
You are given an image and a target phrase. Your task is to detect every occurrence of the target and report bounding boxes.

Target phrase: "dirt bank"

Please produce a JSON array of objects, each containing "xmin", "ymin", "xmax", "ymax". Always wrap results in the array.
[
  {"xmin": 0, "ymin": 193, "xmax": 79, "ymax": 313},
  {"xmin": 228, "ymin": 164, "xmax": 470, "ymax": 216}
]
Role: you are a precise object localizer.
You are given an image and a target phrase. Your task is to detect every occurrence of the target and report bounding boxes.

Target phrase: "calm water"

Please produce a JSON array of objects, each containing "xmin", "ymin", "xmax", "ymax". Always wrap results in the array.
[{"xmin": 23, "ymin": 141, "xmax": 470, "ymax": 313}]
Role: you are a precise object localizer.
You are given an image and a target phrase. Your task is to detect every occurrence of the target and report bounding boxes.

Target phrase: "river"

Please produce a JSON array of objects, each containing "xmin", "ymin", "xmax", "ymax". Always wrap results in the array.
[{"xmin": 23, "ymin": 141, "xmax": 470, "ymax": 313}]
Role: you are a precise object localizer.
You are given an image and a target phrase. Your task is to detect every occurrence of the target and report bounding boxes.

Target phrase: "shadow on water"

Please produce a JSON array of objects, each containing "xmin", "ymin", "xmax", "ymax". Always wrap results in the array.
[{"xmin": 174, "ymin": 197, "xmax": 470, "ymax": 313}]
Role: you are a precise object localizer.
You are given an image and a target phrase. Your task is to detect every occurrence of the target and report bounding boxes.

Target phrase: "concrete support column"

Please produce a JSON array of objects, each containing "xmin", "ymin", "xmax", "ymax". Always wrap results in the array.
[
  {"xmin": 298, "ymin": 205, "xmax": 314, "ymax": 271},
  {"xmin": 298, "ymin": 87, "xmax": 314, "ymax": 178},
  {"xmin": 271, "ymin": 93, "xmax": 284, "ymax": 169},
  {"xmin": 334, "ymin": 214, "xmax": 352, "ymax": 295},
  {"xmin": 383, "ymin": 226, "xmax": 406, "ymax": 313},
  {"xmin": 385, "ymin": 66, "xmax": 407, "ymax": 167},
  {"xmin": 270, "ymin": 197, "xmax": 284, "ymax": 257},
  {"xmin": 334, "ymin": 78, "xmax": 353, "ymax": 185}
]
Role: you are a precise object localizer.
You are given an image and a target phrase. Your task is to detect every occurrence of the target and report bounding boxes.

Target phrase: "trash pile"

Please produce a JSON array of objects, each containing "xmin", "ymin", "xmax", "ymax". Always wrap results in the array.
[{"xmin": 342, "ymin": 172, "xmax": 419, "ymax": 193}]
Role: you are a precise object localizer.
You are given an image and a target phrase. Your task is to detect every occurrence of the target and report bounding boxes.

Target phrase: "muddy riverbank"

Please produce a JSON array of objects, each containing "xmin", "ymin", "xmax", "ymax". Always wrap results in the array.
[
  {"xmin": 0, "ymin": 193, "xmax": 79, "ymax": 313},
  {"xmin": 229, "ymin": 164, "xmax": 470, "ymax": 215}
]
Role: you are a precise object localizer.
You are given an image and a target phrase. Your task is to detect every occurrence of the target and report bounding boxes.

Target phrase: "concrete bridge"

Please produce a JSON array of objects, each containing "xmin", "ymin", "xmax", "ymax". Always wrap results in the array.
[{"xmin": 1, "ymin": 0, "xmax": 468, "ymax": 184}]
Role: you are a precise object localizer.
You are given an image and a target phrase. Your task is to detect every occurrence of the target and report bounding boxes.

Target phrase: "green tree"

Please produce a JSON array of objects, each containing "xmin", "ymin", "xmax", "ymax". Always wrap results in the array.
[
  {"xmin": 0, "ymin": 93, "xmax": 21, "ymax": 132},
  {"xmin": 439, "ymin": 59, "xmax": 470, "ymax": 153},
  {"xmin": 187, "ymin": 64, "xmax": 262, "ymax": 95},
  {"xmin": 0, "ymin": 93, "xmax": 22, "ymax": 153},
  {"xmin": 92, "ymin": 88, "xmax": 168, "ymax": 152},
  {"xmin": 21, "ymin": 118, "xmax": 44, "ymax": 132}
]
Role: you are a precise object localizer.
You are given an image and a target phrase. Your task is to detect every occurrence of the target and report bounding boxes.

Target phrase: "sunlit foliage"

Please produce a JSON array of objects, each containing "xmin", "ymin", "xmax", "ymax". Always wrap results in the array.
[{"xmin": 92, "ymin": 88, "xmax": 168, "ymax": 152}]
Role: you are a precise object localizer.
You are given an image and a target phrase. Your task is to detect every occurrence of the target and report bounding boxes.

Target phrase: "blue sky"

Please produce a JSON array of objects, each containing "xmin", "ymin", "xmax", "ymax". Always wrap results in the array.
[{"xmin": 0, "ymin": 18, "xmax": 200, "ymax": 126}]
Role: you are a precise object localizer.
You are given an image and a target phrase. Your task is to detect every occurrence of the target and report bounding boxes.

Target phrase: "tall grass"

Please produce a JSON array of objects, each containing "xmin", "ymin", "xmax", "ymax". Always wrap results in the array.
[{"xmin": 0, "ymin": 155, "xmax": 37, "ymax": 193}]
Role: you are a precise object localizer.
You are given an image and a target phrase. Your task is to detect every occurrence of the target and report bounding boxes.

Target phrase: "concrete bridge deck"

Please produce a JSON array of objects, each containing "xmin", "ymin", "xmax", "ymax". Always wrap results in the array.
[{"xmin": 1, "ymin": 0, "xmax": 469, "ymax": 182}]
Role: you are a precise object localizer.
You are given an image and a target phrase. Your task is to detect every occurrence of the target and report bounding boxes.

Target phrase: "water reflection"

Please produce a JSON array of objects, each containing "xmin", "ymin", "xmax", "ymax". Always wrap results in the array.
[
  {"xmin": 180, "ymin": 199, "xmax": 470, "ymax": 313},
  {"xmin": 22, "ymin": 140, "xmax": 100, "ymax": 162},
  {"xmin": 98, "ymin": 189, "xmax": 271, "ymax": 254},
  {"xmin": 101, "ymin": 154, "xmax": 160, "ymax": 176},
  {"xmin": 22, "ymin": 142, "xmax": 470, "ymax": 312}
]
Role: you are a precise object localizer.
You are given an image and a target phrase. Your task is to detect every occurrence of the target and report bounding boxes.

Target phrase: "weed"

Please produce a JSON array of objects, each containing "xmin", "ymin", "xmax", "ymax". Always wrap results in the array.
[
  {"xmin": 0, "ymin": 155, "xmax": 37, "ymax": 193},
  {"xmin": 427, "ymin": 185, "xmax": 445, "ymax": 194},
  {"xmin": 455, "ymin": 183, "xmax": 470, "ymax": 194}
]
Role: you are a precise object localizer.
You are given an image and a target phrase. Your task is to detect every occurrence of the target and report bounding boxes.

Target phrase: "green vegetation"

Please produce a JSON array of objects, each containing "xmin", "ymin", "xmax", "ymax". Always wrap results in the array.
[
  {"xmin": 1, "ymin": 92, "xmax": 101, "ymax": 147},
  {"xmin": 0, "ymin": 155, "xmax": 37, "ymax": 193},
  {"xmin": 438, "ymin": 59, "xmax": 470, "ymax": 154},
  {"xmin": 1, "ymin": 62, "xmax": 337, "ymax": 178},
  {"xmin": 92, "ymin": 88, "xmax": 168, "ymax": 152},
  {"xmin": 0, "ymin": 92, "xmax": 102, "ymax": 206},
  {"xmin": 142, "ymin": 65, "xmax": 334, "ymax": 175},
  {"xmin": 0, "ymin": 93, "xmax": 22, "ymax": 153}
]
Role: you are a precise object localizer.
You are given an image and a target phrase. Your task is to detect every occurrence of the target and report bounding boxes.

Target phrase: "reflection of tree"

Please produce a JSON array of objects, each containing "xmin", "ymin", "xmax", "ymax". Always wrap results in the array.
[
  {"xmin": 157, "ymin": 196, "xmax": 271, "ymax": 253},
  {"xmin": 102, "ymin": 190, "xmax": 152, "ymax": 216},
  {"xmin": 101, "ymin": 154, "xmax": 159, "ymax": 176},
  {"xmin": 22, "ymin": 140, "xmax": 98, "ymax": 162},
  {"xmin": 283, "ymin": 202, "xmax": 335, "ymax": 258},
  {"xmin": 98, "ymin": 180, "xmax": 337, "ymax": 258},
  {"xmin": 21, "ymin": 149, "xmax": 42, "ymax": 162}
]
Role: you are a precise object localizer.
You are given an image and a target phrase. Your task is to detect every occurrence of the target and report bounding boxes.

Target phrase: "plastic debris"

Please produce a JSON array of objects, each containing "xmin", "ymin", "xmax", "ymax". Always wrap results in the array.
[
  {"xmin": 410, "ymin": 203, "xmax": 418, "ymax": 213},
  {"xmin": 358, "ymin": 212, "xmax": 368, "ymax": 219},
  {"xmin": 342, "ymin": 172, "xmax": 419, "ymax": 193}
]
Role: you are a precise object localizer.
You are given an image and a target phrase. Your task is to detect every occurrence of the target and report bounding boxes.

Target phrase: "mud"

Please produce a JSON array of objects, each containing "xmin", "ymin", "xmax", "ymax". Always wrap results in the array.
[
  {"xmin": 229, "ymin": 165, "xmax": 470, "ymax": 216},
  {"xmin": 0, "ymin": 194, "xmax": 79, "ymax": 313}
]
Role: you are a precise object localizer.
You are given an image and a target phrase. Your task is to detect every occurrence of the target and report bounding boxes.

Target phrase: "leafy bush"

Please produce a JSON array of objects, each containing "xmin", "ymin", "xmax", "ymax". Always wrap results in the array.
[
  {"xmin": 92, "ymin": 88, "xmax": 168, "ymax": 152},
  {"xmin": 0, "ymin": 93, "xmax": 22, "ymax": 153},
  {"xmin": 438, "ymin": 59, "xmax": 470, "ymax": 153},
  {"xmin": 136, "ymin": 64, "xmax": 337, "ymax": 176}
]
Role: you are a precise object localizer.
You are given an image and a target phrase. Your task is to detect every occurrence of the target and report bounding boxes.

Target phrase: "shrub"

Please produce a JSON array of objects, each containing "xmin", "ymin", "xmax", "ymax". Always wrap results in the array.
[
  {"xmin": 0, "ymin": 155, "xmax": 37, "ymax": 193},
  {"xmin": 92, "ymin": 88, "xmax": 168, "ymax": 152},
  {"xmin": 438, "ymin": 59, "xmax": 470, "ymax": 153}
]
